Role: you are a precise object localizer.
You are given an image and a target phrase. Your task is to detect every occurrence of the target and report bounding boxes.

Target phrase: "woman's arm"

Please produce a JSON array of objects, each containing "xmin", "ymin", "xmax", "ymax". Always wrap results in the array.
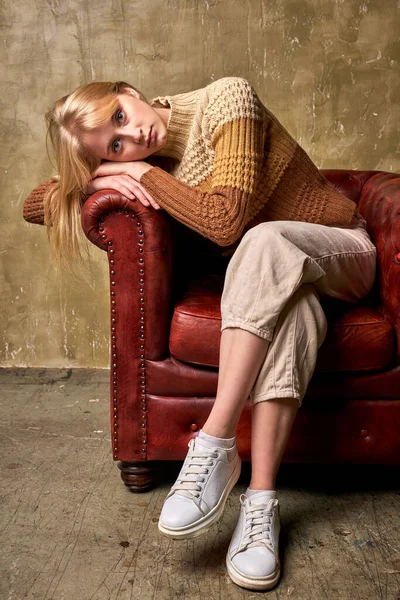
[
  {"xmin": 94, "ymin": 79, "xmax": 266, "ymax": 247},
  {"xmin": 88, "ymin": 164, "xmax": 161, "ymax": 210}
]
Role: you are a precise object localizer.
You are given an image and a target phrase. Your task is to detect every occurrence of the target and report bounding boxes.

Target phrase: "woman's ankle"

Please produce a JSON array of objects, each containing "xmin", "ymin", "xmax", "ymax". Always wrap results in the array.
[
  {"xmin": 201, "ymin": 424, "xmax": 236, "ymax": 439},
  {"xmin": 249, "ymin": 479, "xmax": 276, "ymax": 491}
]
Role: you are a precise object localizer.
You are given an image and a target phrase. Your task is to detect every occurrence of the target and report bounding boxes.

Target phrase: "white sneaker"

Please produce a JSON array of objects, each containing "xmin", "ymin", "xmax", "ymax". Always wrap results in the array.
[
  {"xmin": 158, "ymin": 437, "xmax": 241, "ymax": 540},
  {"xmin": 226, "ymin": 491, "xmax": 281, "ymax": 591}
]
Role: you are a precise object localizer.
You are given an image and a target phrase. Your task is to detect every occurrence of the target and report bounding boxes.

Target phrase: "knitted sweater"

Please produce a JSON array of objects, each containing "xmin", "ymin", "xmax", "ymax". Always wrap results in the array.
[
  {"xmin": 23, "ymin": 77, "xmax": 356, "ymax": 250},
  {"xmin": 140, "ymin": 76, "xmax": 356, "ymax": 248}
]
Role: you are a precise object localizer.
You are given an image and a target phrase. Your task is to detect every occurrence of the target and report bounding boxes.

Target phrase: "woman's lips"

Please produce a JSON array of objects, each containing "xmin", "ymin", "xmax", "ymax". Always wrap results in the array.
[
  {"xmin": 147, "ymin": 126, "xmax": 156, "ymax": 147},
  {"xmin": 146, "ymin": 127, "xmax": 152, "ymax": 147}
]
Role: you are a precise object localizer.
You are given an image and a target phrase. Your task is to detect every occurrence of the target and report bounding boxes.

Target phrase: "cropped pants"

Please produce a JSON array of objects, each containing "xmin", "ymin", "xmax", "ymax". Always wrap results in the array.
[{"xmin": 220, "ymin": 213, "xmax": 377, "ymax": 408}]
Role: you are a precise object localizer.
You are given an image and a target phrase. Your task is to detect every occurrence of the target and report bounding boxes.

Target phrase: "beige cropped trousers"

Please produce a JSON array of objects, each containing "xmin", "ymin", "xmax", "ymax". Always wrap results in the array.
[{"xmin": 220, "ymin": 212, "xmax": 377, "ymax": 408}]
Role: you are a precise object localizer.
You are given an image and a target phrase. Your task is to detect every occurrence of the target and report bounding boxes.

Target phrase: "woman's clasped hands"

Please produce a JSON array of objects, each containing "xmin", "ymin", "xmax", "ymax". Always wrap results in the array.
[{"xmin": 86, "ymin": 160, "xmax": 161, "ymax": 210}]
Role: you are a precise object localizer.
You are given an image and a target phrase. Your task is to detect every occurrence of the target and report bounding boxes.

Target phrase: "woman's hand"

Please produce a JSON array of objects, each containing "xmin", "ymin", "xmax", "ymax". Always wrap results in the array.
[
  {"xmin": 87, "ymin": 161, "xmax": 160, "ymax": 210},
  {"xmin": 93, "ymin": 160, "xmax": 153, "ymax": 183}
]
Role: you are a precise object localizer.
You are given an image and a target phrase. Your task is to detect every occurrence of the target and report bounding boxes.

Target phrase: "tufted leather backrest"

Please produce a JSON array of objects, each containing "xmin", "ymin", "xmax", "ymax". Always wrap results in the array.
[
  {"xmin": 321, "ymin": 169, "xmax": 378, "ymax": 205},
  {"xmin": 323, "ymin": 169, "xmax": 400, "ymax": 361}
]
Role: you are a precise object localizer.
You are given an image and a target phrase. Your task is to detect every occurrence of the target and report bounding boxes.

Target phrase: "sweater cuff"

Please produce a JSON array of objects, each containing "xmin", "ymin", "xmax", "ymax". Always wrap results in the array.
[
  {"xmin": 23, "ymin": 180, "xmax": 53, "ymax": 226},
  {"xmin": 139, "ymin": 167, "xmax": 194, "ymax": 215}
]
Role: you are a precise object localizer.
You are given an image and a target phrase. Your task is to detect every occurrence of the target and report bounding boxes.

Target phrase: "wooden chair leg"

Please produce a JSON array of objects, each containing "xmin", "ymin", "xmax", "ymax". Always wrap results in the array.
[{"xmin": 117, "ymin": 461, "xmax": 156, "ymax": 492}]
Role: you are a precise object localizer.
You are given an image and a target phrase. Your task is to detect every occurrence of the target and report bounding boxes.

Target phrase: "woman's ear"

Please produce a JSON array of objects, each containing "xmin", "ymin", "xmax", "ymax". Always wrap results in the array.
[{"xmin": 122, "ymin": 87, "xmax": 140, "ymax": 98}]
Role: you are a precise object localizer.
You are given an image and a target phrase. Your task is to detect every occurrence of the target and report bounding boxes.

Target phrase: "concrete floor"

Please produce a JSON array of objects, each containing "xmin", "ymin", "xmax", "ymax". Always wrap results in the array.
[{"xmin": 1, "ymin": 368, "xmax": 400, "ymax": 600}]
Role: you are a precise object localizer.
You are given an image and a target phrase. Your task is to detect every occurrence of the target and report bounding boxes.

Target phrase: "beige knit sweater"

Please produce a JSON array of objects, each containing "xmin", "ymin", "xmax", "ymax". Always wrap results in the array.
[
  {"xmin": 140, "ymin": 76, "xmax": 356, "ymax": 247},
  {"xmin": 23, "ymin": 77, "xmax": 356, "ymax": 250}
]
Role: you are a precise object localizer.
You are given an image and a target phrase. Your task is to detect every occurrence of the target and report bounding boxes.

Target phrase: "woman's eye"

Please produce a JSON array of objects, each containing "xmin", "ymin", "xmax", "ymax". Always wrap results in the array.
[
  {"xmin": 112, "ymin": 140, "xmax": 121, "ymax": 153},
  {"xmin": 116, "ymin": 110, "xmax": 124, "ymax": 122}
]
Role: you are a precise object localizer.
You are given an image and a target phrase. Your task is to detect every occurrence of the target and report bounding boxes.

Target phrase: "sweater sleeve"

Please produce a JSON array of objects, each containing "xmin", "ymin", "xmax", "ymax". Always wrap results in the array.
[
  {"xmin": 139, "ymin": 78, "xmax": 266, "ymax": 247},
  {"xmin": 23, "ymin": 180, "xmax": 54, "ymax": 225}
]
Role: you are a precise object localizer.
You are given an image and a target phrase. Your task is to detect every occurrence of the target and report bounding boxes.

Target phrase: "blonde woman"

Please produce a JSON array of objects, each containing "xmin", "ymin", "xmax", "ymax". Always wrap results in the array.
[{"xmin": 29, "ymin": 77, "xmax": 376, "ymax": 591}]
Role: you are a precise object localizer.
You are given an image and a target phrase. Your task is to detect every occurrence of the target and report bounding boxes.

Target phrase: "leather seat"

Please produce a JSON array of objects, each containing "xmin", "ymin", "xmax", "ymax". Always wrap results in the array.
[{"xmin": 170, "ymin": 273, "xmax": 395, "ymax": 373}]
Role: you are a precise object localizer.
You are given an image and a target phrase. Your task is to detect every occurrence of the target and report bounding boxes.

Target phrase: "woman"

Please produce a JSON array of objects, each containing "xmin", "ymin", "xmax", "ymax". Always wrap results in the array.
[{"xmin": 30, "ymin": 76, "xmax": 376, "ymax": 591}]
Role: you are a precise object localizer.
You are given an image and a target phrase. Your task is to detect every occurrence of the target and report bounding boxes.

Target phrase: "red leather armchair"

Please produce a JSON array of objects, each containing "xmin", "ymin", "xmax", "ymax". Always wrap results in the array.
[{"xmin": 81, "ymin": 169, "xmax": 400, "ymax": 492}]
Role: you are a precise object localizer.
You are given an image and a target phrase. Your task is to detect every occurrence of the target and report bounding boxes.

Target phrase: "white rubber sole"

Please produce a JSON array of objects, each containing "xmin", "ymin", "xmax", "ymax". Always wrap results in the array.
[
  {"xmin": 226, "ymin": 556, "xmax": 281, "ymax": 591},
  {"xmin": 158, "ymin": 457, "xmax": 241, "ymax": 540}
]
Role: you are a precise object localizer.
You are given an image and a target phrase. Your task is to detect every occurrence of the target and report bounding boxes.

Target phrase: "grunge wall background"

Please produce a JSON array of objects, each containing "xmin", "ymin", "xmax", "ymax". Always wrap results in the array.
[{"xmin": 2, "ymin": 0, "xmax": 399, "ymax": 366}]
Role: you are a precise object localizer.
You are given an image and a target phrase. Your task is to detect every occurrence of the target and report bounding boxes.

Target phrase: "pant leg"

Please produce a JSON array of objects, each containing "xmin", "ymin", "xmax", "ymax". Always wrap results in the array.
[
  {"xmin": 220, "ymin": 218, "xmax": 377, "ymax": 341},
  {"xmin": 248, "ymin": 284, "xmax": 328, "ymax": 408}
]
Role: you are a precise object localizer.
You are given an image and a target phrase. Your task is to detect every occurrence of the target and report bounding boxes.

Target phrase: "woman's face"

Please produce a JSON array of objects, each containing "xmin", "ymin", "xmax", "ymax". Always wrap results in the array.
[{"xmin": 81, "ymin": 88, "xmax": 168, "ymax": 162}]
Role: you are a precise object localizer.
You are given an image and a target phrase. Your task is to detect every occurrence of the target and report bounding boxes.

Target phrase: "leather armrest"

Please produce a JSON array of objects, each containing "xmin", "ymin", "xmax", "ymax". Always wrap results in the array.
[
  {"xmin": 81, "ymin": 190, "xmax": 175, "ymax": 361},
  {"xmin": 358, "ymin": 172, "xmax": 400, "ymax": 360},
  {"xmin": 81, "ymin": 190, "xmax": 176, "ymax": 460}
]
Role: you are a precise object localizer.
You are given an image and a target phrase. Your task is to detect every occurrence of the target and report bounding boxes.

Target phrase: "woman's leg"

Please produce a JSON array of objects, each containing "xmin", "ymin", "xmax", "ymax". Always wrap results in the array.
[
  {"xmin": 201, "ymin": 328, "xmax": 269, "ymax": 439},
  {"xmin": 226, "ymin": 284, "xmax": 328, "ymax": 591},
  {"xmin": 202, "ymin": 326, "xmax": 298, "ymax": 491},
  {"xmin": 248, "ymin": 283, "xmax": 327, "ymax": 488},
  {"xmin": 249, "ymin": 398, "xmax": 299, "ymax": 490},
  {"xmin": 220, "ymin": 219, "xmax": 376, "ymax": 344},
  {"xmin": 159, "ymin": 219, "xmax": 376, "ymax": 542}
]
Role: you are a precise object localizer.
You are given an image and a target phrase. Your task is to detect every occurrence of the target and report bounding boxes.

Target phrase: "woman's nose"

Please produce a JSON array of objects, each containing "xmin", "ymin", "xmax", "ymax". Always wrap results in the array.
[
  {"xmin": 133, "ymin": 128, "xmax": 145, "ymax": 144},
  {"xmin": 116, "ymin": 127, "xmax": 144, "ymax": 144}
]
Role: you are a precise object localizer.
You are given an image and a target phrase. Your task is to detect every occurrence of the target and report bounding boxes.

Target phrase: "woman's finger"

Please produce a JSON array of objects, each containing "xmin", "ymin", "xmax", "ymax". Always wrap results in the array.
[
  {"xmin": 89, "ymin": 175, "xmax": 161, "ymax": 210},
  {"xmin": 91, "ymin": 177, "xmax": 131, "ymax": 200},
  {"xmin": 119, "ymin": 177, "xmax": 159, "ymax": 209},
  {"xmin": 133, "ymin": 181, "xmax": 161, "ymax": 210}
]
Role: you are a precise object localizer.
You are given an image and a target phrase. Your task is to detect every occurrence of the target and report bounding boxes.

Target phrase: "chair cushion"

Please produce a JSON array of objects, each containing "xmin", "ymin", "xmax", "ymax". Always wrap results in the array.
[{"xmin": 169, "ymin": 274, "xmax": 395, "ymax": 373}]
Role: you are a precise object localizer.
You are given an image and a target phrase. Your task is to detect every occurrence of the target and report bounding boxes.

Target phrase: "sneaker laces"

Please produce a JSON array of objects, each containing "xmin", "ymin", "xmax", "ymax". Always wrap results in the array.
[
  {"xmin": 237, "ymin": 493, "xmax": 279, "ymax": 552},
  {"xmin": 169, "ymin": 438, "xmax": 219, "ymax": 502}
]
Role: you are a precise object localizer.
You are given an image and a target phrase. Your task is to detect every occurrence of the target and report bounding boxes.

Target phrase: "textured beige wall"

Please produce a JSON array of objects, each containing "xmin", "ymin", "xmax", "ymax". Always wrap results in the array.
[{"xmin": 1, "ymin": 0, "xmax": 399, "ymax": 367}]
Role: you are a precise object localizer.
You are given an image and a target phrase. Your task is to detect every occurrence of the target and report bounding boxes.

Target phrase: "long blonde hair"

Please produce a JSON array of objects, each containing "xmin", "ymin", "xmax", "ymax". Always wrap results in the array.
[{"xmin": 44, "ymin": 81, "xmax": 147, "ymax": 276}]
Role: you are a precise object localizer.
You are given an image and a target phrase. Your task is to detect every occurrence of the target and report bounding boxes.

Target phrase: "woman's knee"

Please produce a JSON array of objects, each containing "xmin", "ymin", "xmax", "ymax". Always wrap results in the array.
[
  {"xmin": 231, "ymin": 222, "xmax": 288, "ymax": 262},
  {"xmin": 240, "ymin": 221, "xmax": 285, "ymax": 244}
]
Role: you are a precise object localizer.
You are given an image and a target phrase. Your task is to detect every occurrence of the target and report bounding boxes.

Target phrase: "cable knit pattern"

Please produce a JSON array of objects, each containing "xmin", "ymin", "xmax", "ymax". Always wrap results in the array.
[
  {"xmin": 23, "ymin": 77, "xmax": 356, "ymax": 248},
  {"xmin": 141, "ymin": 77, "xmax": 356, "ymax": 246}
]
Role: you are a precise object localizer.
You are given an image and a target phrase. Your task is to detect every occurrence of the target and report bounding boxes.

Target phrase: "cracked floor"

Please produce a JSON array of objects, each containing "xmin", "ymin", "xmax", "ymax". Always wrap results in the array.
[{"xmin": 1, "ymin": 368, "xmax": 399, "ymax": 600}]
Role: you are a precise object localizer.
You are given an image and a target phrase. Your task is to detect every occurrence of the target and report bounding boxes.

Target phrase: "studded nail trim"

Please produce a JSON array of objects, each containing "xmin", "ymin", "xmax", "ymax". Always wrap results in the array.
[{"xmin": 100, "ymin": 210, "xmax": 147, "ymax": 461}]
